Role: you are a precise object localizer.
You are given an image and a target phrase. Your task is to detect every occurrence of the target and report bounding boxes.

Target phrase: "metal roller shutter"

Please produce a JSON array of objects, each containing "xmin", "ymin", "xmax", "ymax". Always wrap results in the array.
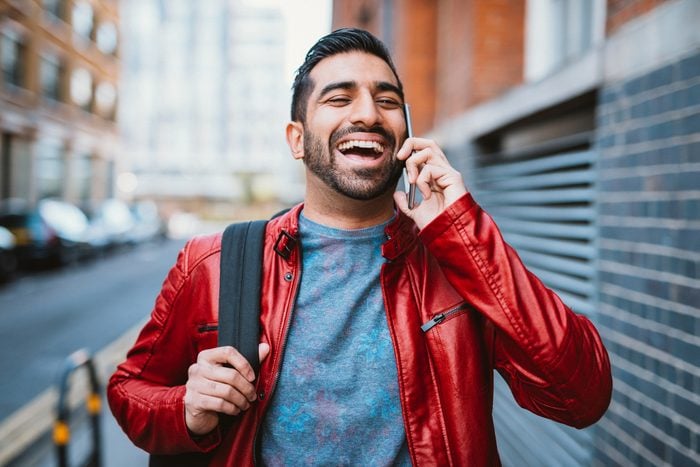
[{"xmin": 471, "ymin": 131, "xmax": 598, "ymax": 466}]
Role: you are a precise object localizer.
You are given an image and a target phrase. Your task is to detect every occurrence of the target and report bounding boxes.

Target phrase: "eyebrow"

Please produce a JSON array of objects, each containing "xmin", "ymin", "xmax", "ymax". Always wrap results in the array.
[{"xmin": 318, "ymin": 80, "xmax": 404, "ymax": 100}]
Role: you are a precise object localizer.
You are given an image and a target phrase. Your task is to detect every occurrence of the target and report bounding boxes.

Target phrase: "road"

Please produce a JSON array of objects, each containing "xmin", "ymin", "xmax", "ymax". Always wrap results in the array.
[{"xmin": 0, "ymin": 239, "xmax": 185, "ymax": 421}]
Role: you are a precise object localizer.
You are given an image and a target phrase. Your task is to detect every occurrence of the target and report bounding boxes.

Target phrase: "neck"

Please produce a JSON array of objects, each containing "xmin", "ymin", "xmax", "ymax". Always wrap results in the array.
[{"xmin": 303, "ymin": 187, "xmax": 396, "ymax": 230}]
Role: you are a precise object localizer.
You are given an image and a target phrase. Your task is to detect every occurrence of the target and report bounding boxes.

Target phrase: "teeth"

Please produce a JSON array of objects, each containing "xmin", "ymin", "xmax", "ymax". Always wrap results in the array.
[{"xmin": 338, "ymin": 140, "xmax": 384, "ymax": 153}]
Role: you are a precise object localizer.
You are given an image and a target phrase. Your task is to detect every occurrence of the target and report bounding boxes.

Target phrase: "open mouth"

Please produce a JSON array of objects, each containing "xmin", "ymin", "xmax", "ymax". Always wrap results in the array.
[{"xmin": 336, "ymin": 140, "xmax": 385, "ymax": 158}]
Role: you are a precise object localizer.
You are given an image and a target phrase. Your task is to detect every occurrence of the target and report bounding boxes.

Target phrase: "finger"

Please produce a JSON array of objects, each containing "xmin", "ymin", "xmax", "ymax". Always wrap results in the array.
[
  {"xmin": 393, "ymin": 191, "xmax": 411, "ymax": 215},
  {"xmin": 190, "ymin": 392, "xmax": 242, "ymax": 416},
  {"xmin": 415, "ymin": 164, "xmax": 451, "ymax": 200},
  {"xmin": 207, "ymin": 346, "xmax": 255, "ymax": 383},
  {"xmin": 404, "ymin": 146, "xmax": 450, "ymax": 183},
  {"xmin": 396, "ymin": 138, "xmax": 414, "ymax": 161},
  {"xmin": 259, "ymin": 342, "xmax": 271, "ymax": 362},
  {"xmin": 194, "ymin": 377, "xmax": 253, "ymax": 408},
  {"xmin": 212, "ymin": 380, "xmax": 254, "ymax": 409},
  {"xmin": 188, "ymin": 363, "xmax": 258, "ymax": 402},
  {"xmin": 397, "ymin": 138, "xmax": 447, "ymax": 162},
  {"xmin": 403, "ymin": 148, "xmax": 430, "ymax": 183},
  {"xmin": 196, "ymin": 345, "xmax": 245, "ymax": 368}
]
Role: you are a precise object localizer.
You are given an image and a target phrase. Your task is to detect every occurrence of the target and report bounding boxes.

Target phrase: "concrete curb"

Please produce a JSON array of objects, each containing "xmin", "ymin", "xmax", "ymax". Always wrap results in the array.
[{"xmin": 0, "ymin": 319, "xmax": 146, "ymax": 465}]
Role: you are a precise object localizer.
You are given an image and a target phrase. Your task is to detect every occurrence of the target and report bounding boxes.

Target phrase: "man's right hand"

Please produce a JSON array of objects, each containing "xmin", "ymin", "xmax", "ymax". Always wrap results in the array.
[{"xmin": 184, "ymin": 343, "xmax": 271, "ymax": 435}]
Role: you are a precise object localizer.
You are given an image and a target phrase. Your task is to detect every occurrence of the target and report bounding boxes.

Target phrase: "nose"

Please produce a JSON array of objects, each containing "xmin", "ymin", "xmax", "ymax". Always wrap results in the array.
[{"xmin": 349, "ymin": 92, "xmax": 381, "ymax": 127}]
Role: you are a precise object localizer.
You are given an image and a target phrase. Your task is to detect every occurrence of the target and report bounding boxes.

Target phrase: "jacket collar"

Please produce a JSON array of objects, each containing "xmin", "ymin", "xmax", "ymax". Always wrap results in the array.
[{"xmin": 271, "ymin": 202, "xmax": 418, "ymax": 261}]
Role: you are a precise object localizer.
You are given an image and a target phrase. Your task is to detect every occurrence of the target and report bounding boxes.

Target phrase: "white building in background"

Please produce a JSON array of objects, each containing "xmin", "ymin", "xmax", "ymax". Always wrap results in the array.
[{"xmin": 118, "ymin": 0, "xmax": 317, "ymax": 206}]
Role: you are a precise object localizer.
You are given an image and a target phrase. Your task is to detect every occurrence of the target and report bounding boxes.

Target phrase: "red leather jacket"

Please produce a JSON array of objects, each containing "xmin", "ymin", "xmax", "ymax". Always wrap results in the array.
[{"xmin": 108, "ymin": 194, "xmax": 612, "ymax": 466}]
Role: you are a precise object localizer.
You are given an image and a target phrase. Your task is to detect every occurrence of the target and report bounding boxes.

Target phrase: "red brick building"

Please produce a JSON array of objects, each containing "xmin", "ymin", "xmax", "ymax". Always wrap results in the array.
[{"xmin": 0, "ymin": 0, "xmax": 120, "ymax": 207}]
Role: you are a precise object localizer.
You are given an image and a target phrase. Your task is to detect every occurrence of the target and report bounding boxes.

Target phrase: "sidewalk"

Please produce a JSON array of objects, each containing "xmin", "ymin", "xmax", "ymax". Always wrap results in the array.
[{"xmin": 7, "ymin": 402, "xmax": 148, "ymax": 467}]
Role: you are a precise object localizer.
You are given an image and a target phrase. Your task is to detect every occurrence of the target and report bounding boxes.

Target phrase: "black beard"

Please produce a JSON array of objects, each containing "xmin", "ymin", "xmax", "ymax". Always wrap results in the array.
[{"xmin": 302, "ymin": 126, "xmax": 403, "ymax": 201}]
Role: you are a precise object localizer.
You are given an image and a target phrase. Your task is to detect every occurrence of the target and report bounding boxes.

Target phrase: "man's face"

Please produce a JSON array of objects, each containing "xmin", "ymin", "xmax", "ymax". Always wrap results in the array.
[{"xmin": 296, "ymin": 51, "xmax": 407, "ymax": 201}]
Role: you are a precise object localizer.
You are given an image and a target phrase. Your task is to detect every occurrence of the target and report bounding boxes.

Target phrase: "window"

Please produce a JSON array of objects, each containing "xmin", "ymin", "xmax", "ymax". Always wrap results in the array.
[
  {"xmin": 1, "ymin": 31, "xmax": 25, "ymax": 88},
  {"xmin": 525, "ymin": 0, "xmax": 603, "ymax": 81},
  {"xmin": 70, "ymin": 67, "xmax": 93, "ymax": 110},
  {"xmin": 43, "ymin": 0, "xmax": 65, "ymax": 20},
  {"xmin": 36, "ymin": 139, "xmax": 65, "ymax": 200},
  {"xmin": 73, "ymin": 153, "xmax": 92, "ymax": 202},
  {"xmin": 95, "ymin": 81, "xmax": 117, "ymax": 119},
  {"xmin": 96, "ymin": 22, "xmax": 118, "ymax": 55},
  {"xmin": 40, "ymin": 54, "xmax": 63, "ymax": 101},
  {"xmin": 72, "ymin": 1, "xmax": 94, "ymax": 39},
  {"xmin": 1, "ymin": 133, "xmax": 10, "ymax": 200}
]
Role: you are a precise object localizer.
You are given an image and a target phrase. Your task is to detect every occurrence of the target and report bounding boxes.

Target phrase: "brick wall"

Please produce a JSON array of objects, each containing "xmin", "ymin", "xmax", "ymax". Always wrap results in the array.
[
  {"xmin": 434, "ymin": 0, "xmax": 524, "ymax": 126},
  {"xmin": 390, "ymin": 0, "xmax": 438, "ymax": 135},
  {"xmin": 593, "ymin": 50, "xmax": 700, "ymax": 466}
]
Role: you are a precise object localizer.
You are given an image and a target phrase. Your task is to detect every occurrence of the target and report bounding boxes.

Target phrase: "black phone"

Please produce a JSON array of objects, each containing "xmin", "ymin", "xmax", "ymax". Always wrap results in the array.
[{"xmin": 403, "ymin": 103, "xmax": 417, "ymax": 209}]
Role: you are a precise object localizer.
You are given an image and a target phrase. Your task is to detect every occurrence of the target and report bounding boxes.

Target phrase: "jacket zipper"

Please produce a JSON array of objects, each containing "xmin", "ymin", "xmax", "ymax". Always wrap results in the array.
[
  {"xmin": 421, "ymin": 303, "xmax": 470, "ymax": 332},
  {"xmin": 252, "ymin": 262, "xmax": 302, "ymax": 465}
]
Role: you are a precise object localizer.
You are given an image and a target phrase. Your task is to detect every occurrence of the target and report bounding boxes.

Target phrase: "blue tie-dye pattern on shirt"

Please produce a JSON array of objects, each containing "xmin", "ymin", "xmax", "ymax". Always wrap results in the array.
[{"xmin": 260, "ymin": 212, "xmax": 411, "ymax": 466}]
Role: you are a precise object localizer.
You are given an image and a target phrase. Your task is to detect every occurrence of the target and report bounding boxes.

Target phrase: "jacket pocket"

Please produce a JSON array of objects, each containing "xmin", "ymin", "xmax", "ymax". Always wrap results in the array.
[
  {"xmin": 421, "ymin": 302, "xmax": 472, "ymax": 332},
  {"xmin": 194, "ymin": 322, "xmax": 218, "ymax": 354}
]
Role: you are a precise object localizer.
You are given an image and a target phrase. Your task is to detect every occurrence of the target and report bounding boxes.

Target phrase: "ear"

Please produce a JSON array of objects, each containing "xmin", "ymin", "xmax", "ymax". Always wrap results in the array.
[{"xmin": 286, "ymin": 121, "xmax": 304, "ymax": 160}]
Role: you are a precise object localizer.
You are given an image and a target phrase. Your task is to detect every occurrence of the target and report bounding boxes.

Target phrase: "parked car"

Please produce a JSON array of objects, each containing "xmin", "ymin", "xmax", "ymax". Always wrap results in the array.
[
  {"xmin": 127, "ymin": 200, "xmax": 166, "ymax": 244},
  {"xmin": 0, "ymin": 199, "xmax": 90, "ymax": 267},
  {"xmin": 0, "ymin": 226, "xmax": 18, "ymax": 281},
  {"xmin": 84, "ymin": 199, "xmax": 136, "ymax": 250},
  {"xmin": 36, "ymin": 199, "xmax": 94, "ymax": 263}
]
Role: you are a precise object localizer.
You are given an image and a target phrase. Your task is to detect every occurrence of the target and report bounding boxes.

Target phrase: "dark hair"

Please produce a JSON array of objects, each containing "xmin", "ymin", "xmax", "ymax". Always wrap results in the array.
[{"xmin": 290, "ymin": 28, "xmax": 403, "ymax": 122}]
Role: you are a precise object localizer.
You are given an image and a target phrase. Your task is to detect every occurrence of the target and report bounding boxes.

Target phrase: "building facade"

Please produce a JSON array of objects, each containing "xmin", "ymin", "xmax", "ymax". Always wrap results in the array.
[
  {"xmin": 334, "ymin": 0, "xmax": 699, "ymax": 465},
  {"xmin": 118, "ymin": 0, "xmax": 301, "ymax": 213},
  {"xmin": 0, "ymin": 0, "xmax": 120, "ymax": 208}
]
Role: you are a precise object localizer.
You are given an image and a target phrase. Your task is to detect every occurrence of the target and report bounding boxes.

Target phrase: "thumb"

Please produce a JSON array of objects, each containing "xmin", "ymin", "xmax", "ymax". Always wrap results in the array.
[
  {"xmin": 258, "ymin": 342, "xmax": 271, "ymax": 362},
  {"xmin": 393, "ymin": 191, "xmax": 412, "ymax": 216}
]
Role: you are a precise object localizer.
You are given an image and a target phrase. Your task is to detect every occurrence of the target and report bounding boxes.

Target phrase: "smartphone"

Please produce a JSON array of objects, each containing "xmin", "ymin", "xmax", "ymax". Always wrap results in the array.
[{"xmin": 403, "ymin": 103, "xmax": 417, "ymax": 209}]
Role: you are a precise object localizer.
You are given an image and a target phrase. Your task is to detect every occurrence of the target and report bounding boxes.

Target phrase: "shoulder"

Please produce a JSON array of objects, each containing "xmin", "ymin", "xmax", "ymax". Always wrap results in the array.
[{"xmin": 179, "ymin": 232, "xmax": 223, "ymax": 275}]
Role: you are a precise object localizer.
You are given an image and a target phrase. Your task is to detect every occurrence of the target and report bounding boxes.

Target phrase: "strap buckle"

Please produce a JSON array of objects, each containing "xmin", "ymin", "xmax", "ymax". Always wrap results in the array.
[{"xmin": 274, "ymin": 230, "xmax": 296, "ymax": 260}]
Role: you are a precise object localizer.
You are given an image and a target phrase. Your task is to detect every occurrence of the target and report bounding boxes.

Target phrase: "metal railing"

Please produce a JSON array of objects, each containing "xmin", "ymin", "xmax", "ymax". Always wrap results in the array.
[{"xmin": 54, "ymin": 349, "xmax": 102, "ymax": 467}]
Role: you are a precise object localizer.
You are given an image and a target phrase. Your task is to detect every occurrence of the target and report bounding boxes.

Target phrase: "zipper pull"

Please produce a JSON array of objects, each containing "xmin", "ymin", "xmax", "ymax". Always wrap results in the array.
[{"xmin": 421, "ymin": 313, "xmax": 446, "ymax": 332}]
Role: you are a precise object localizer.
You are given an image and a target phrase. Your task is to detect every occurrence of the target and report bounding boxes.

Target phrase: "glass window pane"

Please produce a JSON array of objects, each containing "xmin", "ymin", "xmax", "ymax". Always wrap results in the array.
[
  {"xmin": 40, "ymin": 55, "xmax": 62, "ymax": 100},
  {"xmin": 1, "ymin": 33, "xmax": 24, "ymax": 87},
  {"xmin": 95, "ymin": 81, "xmax": 116, "ymax": 117},
  {"xmin": 43, "ymin": 0, "xmax": 64, "ymax": 19},
  {"xmin": 36, "ymin": 140, "xmax": 65, "ymax": 199},
  {"xmin": 72, "ymin": 1, "xmax": 94, "ymax": 39},
  {"xmin": 71, "ymin": 68, "xmax": 93, "ymax": 109},
  {"xmin": 96, "ymin": 22, "xmax": 118, "ymax": 55},
  {"xmin": 73, "ymin": 153, "xmax": 92, "ymax": 201}
]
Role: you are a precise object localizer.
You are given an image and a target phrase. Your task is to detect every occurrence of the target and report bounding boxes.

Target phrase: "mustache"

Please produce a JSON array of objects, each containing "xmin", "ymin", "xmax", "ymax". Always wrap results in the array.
[{"xmin": 329, "ymin": 125, "xmax": 396, "ymax": 149}]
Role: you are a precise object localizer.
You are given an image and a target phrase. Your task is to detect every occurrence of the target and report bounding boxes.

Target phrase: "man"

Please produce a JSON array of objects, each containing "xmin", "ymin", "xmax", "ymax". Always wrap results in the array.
[{"xmin": 108, "ymin": 28, "xmax": 612, "ymax": 465}]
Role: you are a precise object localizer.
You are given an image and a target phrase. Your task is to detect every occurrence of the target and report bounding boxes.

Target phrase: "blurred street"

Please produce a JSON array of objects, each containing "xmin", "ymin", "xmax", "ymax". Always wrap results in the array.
[
  {"xmin": 0, "ymin": 238, "xmax": 184, "ymax": 419},
  {"xmin": 0, "ymin": 238, "xmax": 185, "ymax": 465}
]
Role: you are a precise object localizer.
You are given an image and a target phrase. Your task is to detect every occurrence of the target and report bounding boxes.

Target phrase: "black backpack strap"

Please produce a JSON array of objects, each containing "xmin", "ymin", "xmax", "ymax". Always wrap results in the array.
[
  {"xmin": 218, "ymin": 220, "xmax": 267, "ymax": 376},
  {"xmin": 151, "ymin": 221, "xmax": 268, "ymax": 466}
]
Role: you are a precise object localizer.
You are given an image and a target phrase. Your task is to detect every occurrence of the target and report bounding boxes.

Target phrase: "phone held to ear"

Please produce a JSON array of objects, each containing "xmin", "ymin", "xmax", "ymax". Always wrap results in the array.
[{"xmin": 403, "ymin": 103, "xmax": 418, "ymax": 210}]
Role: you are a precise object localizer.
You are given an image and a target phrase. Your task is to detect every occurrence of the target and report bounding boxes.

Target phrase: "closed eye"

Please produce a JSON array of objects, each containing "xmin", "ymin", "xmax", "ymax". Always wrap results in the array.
[
  {"xmin": 326, "ymin": 96, "xmax": 352, "ymax": 106},
  {"xmin": 377, "ymin": 98, "xmax": 401, "ymax": 109}
]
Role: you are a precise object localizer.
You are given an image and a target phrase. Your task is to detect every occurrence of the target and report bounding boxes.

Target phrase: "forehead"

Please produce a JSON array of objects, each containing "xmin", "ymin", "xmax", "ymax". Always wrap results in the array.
[{"xmin": 309, "ymin": 51, "xmax": 400, "ymax": 94}]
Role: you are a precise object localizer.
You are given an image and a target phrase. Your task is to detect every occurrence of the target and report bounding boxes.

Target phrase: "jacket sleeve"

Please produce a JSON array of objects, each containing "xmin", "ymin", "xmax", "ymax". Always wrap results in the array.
[
  {"xmin": 107, "ymin": 238, "xmax": 223, "ymax": 454},
  {"xmin": 418, "ymin": 193, "xmax": 612, "ymax": 428}
]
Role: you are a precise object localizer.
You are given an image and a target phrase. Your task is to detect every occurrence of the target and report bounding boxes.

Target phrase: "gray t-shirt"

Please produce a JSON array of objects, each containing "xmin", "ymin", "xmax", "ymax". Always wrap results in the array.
[{"xmin": 260, "ymin": 212, "xmax": 410, "ymax": 466}]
